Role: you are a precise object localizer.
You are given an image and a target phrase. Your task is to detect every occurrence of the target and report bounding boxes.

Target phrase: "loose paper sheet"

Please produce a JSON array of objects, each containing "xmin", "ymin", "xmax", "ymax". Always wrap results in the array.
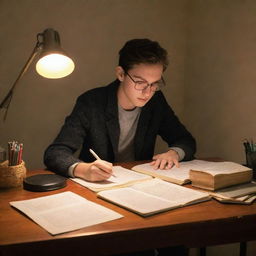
[{"xmin": 10, "ymin": 191, "xmax": 123, "ymax": 235}]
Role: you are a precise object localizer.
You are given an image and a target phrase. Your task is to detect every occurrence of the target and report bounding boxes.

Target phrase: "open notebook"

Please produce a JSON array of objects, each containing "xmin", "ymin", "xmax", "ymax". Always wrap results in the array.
[{"xmin": 98, "ymin": 178, "xmax": 210, "ymax": 216}]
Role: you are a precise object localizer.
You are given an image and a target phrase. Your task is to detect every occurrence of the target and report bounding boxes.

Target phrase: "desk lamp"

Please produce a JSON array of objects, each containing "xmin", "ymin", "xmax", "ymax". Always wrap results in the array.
[
  {"xmin": 0, "ymin": 28, "xmax": 75, "ymax": 121},
  {"xmin": 0, "ymin": 28, "xmax": 75, "ymax": 191}
]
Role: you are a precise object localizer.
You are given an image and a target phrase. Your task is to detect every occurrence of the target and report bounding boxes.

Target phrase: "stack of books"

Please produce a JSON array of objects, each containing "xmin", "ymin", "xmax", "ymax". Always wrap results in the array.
[{"xmin": 209, "ymin": 182, "xmax": 256, "ymax": 204}]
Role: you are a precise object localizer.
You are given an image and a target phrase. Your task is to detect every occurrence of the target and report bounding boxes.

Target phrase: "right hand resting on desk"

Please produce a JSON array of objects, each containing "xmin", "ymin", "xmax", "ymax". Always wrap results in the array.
[{"xmin": 73, "ymin": 160, "xmax": 113, "ymax": 181}]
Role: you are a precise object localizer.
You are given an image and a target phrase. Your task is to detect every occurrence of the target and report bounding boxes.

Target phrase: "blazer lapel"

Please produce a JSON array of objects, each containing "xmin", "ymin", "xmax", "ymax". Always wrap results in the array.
[{"xmin": 134, "ymin": 104, "xmax": 152, "ymax": 158}]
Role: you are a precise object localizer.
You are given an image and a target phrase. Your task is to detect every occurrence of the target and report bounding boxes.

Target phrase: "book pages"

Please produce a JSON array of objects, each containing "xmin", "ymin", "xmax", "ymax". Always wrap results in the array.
[
  {"xmin": 98, "ymin": 179, "xmax": 210, "ymax": 216},
  {"xmin": 189, "ymin": 161, "xmax": 251, "ymax": 176},
  {"xmin": 10, "ymin": 191, "xmax": 123, "ymax": 235},
  {"xmin": 132, "ymin": 162, "xmax": 193, "ymax": 184},
  {"xmin": 99, "ymin": 187, "xmax": 180, "ymax": 216},
  {"xmin": 130, "ymin": 178, "xmax": 210, "ymax": 205}
]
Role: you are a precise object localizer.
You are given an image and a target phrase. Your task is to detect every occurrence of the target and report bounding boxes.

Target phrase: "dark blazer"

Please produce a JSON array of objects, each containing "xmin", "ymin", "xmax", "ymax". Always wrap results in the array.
[{"xmin": 44, "ymin": 80, "xmax": 196, "ymax": 176}]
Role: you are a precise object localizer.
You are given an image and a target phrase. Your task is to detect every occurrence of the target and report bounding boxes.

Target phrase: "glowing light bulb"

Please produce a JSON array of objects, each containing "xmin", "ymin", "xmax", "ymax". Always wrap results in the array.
[{"xmin": 36, "ymin": 53, "xmax": 75, "ymax": 79}]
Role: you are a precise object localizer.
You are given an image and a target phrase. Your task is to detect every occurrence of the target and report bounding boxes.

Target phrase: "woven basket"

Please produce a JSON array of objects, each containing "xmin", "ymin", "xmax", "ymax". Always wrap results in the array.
[{"xmin": 0, "ymin": 160, "xmax": 26, "ymax": 188}]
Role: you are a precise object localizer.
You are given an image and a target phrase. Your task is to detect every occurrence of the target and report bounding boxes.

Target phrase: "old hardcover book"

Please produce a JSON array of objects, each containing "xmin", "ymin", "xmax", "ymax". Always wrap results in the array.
[{"xmin": 189, "ymin": 161, "xmax": 252, "ymax": 190}]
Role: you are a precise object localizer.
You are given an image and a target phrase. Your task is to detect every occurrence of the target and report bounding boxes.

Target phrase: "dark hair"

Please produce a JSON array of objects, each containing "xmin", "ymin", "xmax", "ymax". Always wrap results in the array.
[{"xmin": 118, "ymin": 39, "xmax": 169, "ymax": 72}]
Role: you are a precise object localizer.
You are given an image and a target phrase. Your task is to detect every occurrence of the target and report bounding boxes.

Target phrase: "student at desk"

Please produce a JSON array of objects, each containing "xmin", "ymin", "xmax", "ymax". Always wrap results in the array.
[
  {"xmin": 44, "ymin": 39, "xmax": 195, "ymax": 256},
  {"xmin": 44, "ymin": 38, "xmax": 196, "ymax": 181}
]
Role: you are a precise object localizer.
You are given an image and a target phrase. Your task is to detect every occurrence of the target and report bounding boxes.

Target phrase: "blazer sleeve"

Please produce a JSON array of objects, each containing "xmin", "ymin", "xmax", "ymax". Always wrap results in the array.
[{"xmin": 44, "ymin": 96, "xmax": 89, "ymax": 176}]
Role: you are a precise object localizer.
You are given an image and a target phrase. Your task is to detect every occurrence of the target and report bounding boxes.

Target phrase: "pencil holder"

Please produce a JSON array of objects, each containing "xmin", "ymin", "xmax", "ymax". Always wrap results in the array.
[
  {"xmin": 0, "ymin": 160, "xmax": 26, "ymax": 188},
  {"xmin": 246, "ymin": 152, "xmax": 256, "ymax": 180}
]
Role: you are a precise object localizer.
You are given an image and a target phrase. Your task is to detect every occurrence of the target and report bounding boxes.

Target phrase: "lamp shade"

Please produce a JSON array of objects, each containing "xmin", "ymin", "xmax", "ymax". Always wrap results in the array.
[{"xmin": 35, "ymin": 29, "xmax": 75, "ymax": 79}]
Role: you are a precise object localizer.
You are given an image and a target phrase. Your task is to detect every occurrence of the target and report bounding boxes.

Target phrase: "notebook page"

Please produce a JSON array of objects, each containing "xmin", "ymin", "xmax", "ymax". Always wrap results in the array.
[{"xmin": 71, "ymin": 166, "xmax": 152, "ymax": 191}]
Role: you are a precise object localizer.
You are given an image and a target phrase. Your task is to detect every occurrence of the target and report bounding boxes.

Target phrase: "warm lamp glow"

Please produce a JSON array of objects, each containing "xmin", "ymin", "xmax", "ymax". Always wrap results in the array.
[
  {"xmin": 36, "ymin": 53, "xmax": 75, "ymax": 79},
  {"xmin": 0, "ymin": 28, "xmax": 76, "ymax": 121}
]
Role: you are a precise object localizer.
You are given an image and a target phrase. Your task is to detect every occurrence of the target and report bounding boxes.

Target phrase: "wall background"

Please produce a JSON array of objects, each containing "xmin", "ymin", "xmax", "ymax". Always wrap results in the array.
[
  {"xmin": 0, "ymin": 0, "xmax": 187, "ymax": 169},
  {"xmin": 185, "ymin": 0, "xmax": 256, "ymax": 163},
  {"xmin": 1, "ymin": 0, "xmax": 256, "ymax": 255}
]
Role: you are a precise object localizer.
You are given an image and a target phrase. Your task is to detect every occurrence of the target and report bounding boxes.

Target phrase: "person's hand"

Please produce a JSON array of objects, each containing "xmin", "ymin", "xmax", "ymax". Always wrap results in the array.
[
  {"xmin": 150, "ymin": 149, "xmax": 180, "ymax": 170},
  {"xmin": 73, "ymin": 160, "xmax": 113, "ymax": 181}
]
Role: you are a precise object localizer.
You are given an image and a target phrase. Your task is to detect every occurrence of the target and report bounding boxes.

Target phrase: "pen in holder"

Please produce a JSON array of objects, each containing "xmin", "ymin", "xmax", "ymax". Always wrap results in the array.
[
  {"xmin": 246, "ymin": 152, "xmax": 256, "ymax": 180},
  {"xmin": 0, "ymin": 160, "xmax": 26, "ymax": 188},
  {"xmin": 244, "ymin": 139, "xmax": 256, "ymax": 180}
]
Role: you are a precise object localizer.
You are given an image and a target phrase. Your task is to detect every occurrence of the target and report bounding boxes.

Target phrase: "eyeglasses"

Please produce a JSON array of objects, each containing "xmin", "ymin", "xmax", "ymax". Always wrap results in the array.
[{"xmin": 125, "ymin": 71, "xmax": 165, "ymax": 92}]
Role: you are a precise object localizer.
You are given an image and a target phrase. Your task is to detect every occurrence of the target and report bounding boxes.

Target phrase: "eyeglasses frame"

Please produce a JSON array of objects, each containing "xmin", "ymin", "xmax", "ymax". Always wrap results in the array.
[{"xmin": 125, "ymin": 71, "xmax": 165, "ymax": 92}]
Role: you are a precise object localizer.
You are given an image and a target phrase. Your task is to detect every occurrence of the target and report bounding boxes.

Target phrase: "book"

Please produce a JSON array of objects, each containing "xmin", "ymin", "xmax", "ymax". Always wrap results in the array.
[
  {"xmin": 208, "ymin": 181, "xmax": 256, "ymax": 200},
  {"xmin": 10, "ymin": 191, "xmax": 123, "ymax": 235},
  {"xmin": 189, "ymin": 161, "xmax": 252, "ymax": 190},
  {"xmin": 132, "ymin": 160, "xmax": 252, "ymax": 190},
  {"xmin": 71, "ymin": 165, "xmax": 153, "ymax": 192},
  {"xmin": 98, "ymin": 178, "xmax": 210, "ymax": 216}
]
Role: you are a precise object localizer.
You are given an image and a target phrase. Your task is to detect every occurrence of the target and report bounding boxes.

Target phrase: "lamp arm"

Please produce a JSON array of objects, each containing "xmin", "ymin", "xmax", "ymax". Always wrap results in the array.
[{"xmin": 0, "ymin": 44, "xmax": 41, "ymax": 121}]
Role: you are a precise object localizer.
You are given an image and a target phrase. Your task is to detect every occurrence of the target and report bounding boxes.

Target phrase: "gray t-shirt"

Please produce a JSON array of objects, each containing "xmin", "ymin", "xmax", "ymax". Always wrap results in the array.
[{"xmin": 115, "ymin": 105, "xmax": 141, "ymax": 162}]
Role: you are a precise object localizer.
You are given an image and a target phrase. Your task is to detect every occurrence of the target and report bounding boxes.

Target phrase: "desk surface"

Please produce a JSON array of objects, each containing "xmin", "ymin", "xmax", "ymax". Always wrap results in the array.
[{"xmin": 1, "ymin": 162, "xmax": 256, "ymax": 256}]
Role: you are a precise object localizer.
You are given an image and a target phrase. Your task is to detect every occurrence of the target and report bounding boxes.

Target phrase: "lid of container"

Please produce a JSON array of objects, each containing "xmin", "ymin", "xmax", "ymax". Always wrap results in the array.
[{"xmin": 23, "ymin": 174, "xmax": 67, "ymax": 192}]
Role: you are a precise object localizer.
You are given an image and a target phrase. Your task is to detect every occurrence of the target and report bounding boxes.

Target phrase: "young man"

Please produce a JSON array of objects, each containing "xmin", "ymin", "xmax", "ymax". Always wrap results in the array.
[{"xmin": 44, "ymin": 39, "xmax": 196, "ymax": 182}]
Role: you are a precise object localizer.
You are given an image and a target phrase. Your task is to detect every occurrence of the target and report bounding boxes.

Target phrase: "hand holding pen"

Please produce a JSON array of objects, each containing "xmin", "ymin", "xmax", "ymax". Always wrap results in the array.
[
  {"xmin": 73, "ymin": 149, "xmax": 114, "ymax": 182},
  {"xmin": 89, "ymin": 149, "xmax": 116, "ymax": 177}
]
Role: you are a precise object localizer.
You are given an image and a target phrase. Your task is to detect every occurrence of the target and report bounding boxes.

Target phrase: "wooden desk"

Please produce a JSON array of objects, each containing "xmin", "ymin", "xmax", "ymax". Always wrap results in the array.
[{"xmin": 1, "ymin": 162, "xmax": 256, "ymax": 256}]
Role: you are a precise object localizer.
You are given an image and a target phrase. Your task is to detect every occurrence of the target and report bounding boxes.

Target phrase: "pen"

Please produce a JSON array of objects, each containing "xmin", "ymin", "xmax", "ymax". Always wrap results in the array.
[
  {"xmin": 89, "ymin": 149, "xmax": 116, "ymax": 177},
  {"xmin": 243, "ymin": 139, "xmax": 251, "ymax": 153},
  {"xmin": 89, "ymin": 149, "xmax": 101, "ymax": 160},
  {"xmin": 251, "ymin": 139, "xmax": 256, "ymax": 152}
]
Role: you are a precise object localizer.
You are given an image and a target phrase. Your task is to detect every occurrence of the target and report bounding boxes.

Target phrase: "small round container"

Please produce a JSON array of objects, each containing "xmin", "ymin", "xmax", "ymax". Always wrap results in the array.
[{"xmin": 0, "ymin": 160, "xmax": 26, "ymax": 188}]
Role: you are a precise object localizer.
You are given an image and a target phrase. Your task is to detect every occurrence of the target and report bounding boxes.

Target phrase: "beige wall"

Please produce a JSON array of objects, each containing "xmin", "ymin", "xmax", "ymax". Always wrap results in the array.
[
  {"xmin": 0, "ymin": 0, "xmax": 187, "ymax": 169},
  {"xmin": 185, "ymin": 0, "xmax": 256, "ymax": 164},
  {"xmin": 3, "ymin": 0, "xmax": 254, "ymax": 169}
]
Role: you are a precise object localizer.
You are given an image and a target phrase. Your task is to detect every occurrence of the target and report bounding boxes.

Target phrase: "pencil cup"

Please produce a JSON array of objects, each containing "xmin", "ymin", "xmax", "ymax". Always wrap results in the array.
[
  {"xmin": 246, "ymin": 152, "xmax": 256, "ymax": 180},
  {"xmin": 0, "ymin": 160, "xmax": 26, "ymax": 188}
]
